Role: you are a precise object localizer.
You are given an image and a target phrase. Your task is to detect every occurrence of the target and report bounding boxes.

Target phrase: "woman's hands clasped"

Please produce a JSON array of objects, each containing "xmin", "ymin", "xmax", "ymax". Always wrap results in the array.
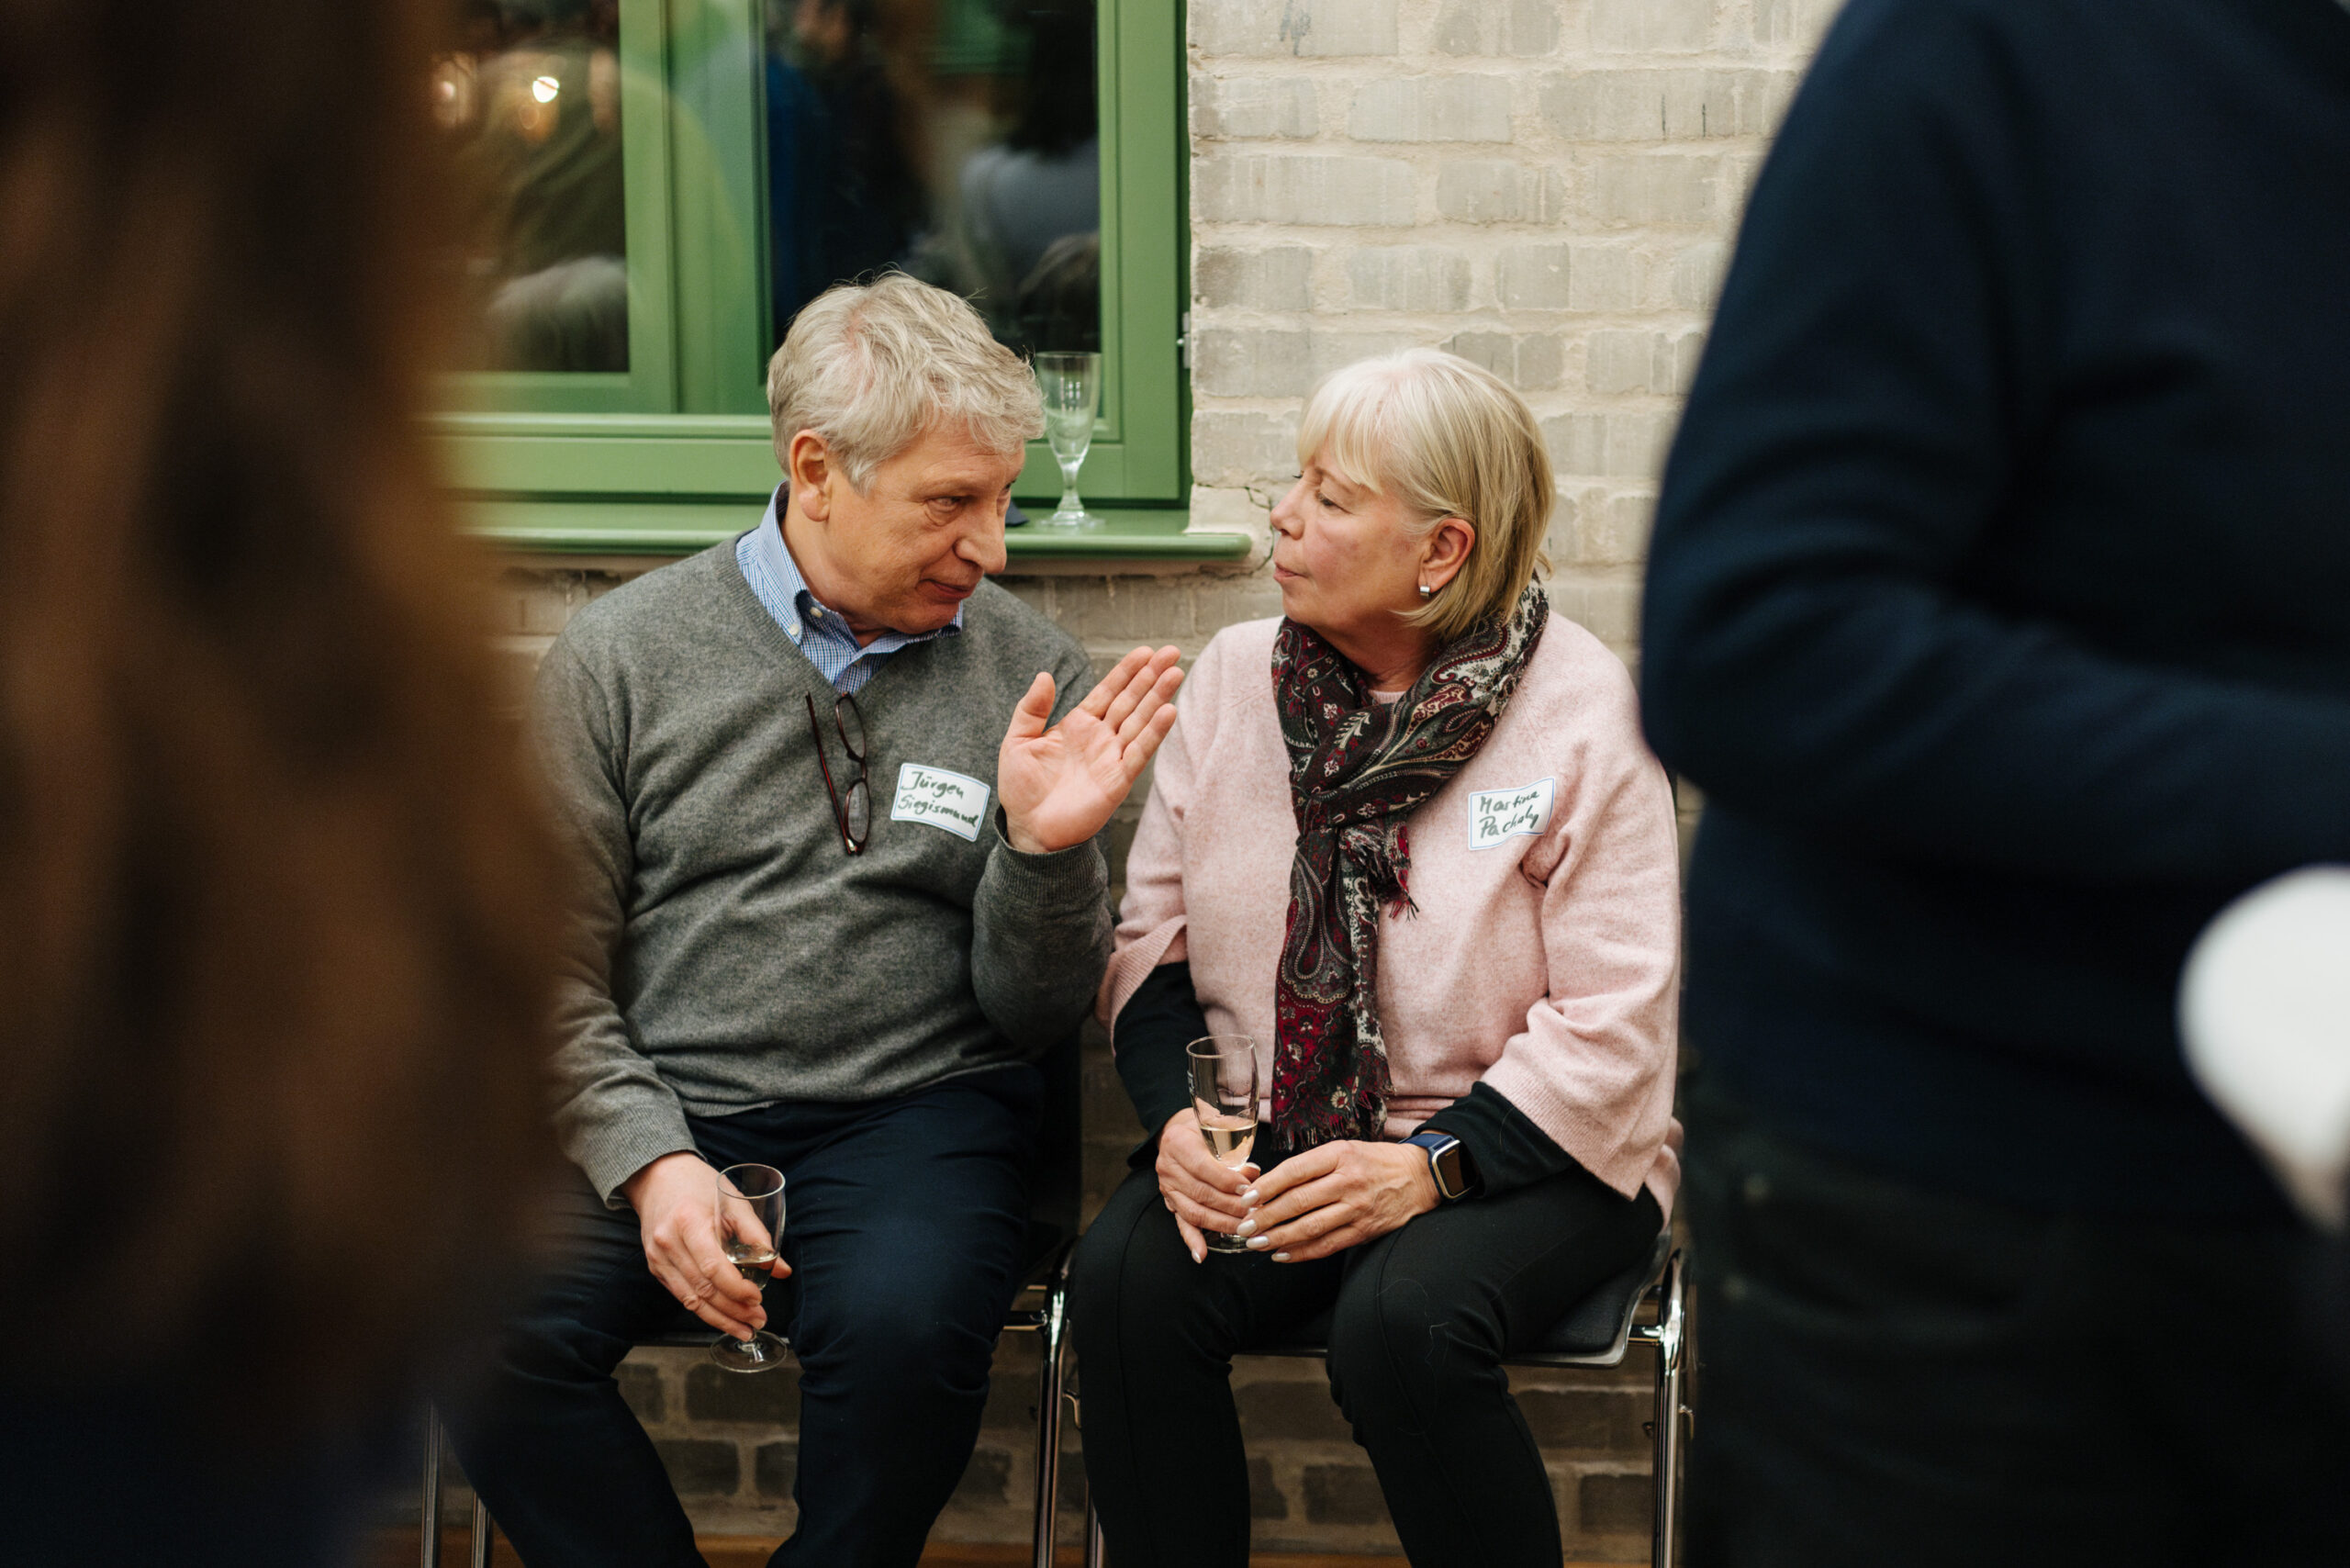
[
  {"xmin": 1154, "ymin": 1115, "xmax": 1443, "ymax": 1266},
  {"xmin": 1235, "ymin": 1139, "xmax": 1439, "ymax": 1264}
]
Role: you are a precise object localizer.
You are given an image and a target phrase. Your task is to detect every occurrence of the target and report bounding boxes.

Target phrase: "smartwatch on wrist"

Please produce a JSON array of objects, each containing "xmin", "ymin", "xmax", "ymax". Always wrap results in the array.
[{"xmin": 1402, "ymin": 1131, "xmax": 1477, "ymax": 1202}]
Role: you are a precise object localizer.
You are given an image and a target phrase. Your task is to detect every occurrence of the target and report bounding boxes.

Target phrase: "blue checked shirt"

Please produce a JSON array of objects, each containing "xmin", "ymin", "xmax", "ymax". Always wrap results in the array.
[{"xmin": 736, "ymin": 489, "xmax": 963, "ymax": 695}]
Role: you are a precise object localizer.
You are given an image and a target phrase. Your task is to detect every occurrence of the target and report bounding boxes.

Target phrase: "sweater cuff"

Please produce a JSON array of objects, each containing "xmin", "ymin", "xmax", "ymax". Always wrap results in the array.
[
  {"xmin": 1418, "ymin": 1081, "xmax": 1593, "ymax": 1201},
  {"xmin": 1114, "ymin": 959, "xmax": 1209, "ymax": 1167},
  {"xmin": 573, "ymin": 1106, "xmax": 702, "ymax": 1210},
  {"xmin": 988, "ymin": 812, "xmax": 1109, "ymax": 911}
]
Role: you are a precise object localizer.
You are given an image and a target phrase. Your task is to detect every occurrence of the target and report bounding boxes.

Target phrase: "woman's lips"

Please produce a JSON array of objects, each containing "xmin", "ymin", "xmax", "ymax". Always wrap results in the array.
[{"xmin": 1271, "ymin": 563, "xmax": 1301, "ymax": 583}]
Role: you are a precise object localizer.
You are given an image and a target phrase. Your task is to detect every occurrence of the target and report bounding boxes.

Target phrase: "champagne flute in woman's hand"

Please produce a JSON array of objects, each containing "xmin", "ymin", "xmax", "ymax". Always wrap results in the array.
[
  {"xmin": 711, "ymin": 1164, "xmax": 789, "ymax": 1372},
  {"xmin": 1188, "ymin": 1036, "xmax": 1260, "ymax": 1254}
]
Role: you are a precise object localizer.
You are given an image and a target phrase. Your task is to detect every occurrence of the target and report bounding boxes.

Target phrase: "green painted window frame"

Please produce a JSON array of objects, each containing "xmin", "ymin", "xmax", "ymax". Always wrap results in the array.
[{"xmin": 437, "ymin": 0, "xmax": 1192, "ymax": 555}]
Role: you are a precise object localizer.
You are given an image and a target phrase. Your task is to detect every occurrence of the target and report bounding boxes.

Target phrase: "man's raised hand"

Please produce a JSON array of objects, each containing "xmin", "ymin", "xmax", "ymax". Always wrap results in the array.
[{"xmin": 997, "ymin": 644, "xmax": 1183, "ymax": 854}]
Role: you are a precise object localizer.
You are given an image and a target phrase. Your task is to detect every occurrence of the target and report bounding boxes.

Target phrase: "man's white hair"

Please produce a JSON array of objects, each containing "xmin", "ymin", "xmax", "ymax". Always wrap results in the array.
[{"xmin": 766, "ymin": 274, "xmax": 1044, "ymax": 490}]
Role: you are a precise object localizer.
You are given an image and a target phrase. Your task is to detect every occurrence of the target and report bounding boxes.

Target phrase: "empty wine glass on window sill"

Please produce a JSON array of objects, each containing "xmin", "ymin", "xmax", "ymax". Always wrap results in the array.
[{"xmin": 1034, "ymin": 350, "xmax": 1102, "ymax": 530}]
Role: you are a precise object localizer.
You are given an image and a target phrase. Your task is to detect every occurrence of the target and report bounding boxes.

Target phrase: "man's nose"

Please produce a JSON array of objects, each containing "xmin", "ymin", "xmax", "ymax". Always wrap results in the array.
[{"xmin": 959, "ymin": 510, "xmax": 1008, "ymax": 575}]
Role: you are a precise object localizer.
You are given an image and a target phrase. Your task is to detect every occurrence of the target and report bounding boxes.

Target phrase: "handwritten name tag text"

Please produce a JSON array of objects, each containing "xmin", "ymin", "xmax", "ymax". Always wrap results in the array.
[
  {"xmin": 1467, "ymin": 778, "xmax": 1557, "ymax": 849},
  {"xmin": 890, "ymin": 762, "xmax": 990, "ymax": 843}
]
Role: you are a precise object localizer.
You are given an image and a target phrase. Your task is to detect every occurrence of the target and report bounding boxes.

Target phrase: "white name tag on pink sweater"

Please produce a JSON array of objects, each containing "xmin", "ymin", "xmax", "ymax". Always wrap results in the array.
[
  {"xmin": 1467, "ymin": 778, "xmax": 1556, "ymax": 849},
  {"xmin": 891, "ymin": 763, "xmax": 990, "ymax": 842}
]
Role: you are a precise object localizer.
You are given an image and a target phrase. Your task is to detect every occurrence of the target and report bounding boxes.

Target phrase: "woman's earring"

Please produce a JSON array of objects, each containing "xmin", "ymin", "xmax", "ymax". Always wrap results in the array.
[{"xmin": 1417, "ymin": 582, "xmax": 1434, "ymax": 599}]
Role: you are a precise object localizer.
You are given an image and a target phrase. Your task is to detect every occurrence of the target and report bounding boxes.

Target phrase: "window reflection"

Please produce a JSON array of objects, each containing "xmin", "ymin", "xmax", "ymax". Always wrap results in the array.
[
  {"xmin": 436, "ymin": 1, "xmax": 628, "ymax": 373},
  {"xmin": 765, "ymin": 0, "xmax": 1100, "ymax": 357}
]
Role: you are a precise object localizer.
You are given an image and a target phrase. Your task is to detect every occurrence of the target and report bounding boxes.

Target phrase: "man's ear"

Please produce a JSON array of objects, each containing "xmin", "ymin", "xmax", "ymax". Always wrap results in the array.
[{"xmin": 788, "ymin": 430, "xmax": 834, "ymax": 521}]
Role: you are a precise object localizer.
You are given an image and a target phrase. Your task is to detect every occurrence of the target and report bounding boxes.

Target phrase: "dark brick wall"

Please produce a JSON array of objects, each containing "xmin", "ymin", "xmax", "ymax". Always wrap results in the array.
[{"xmin": 591, "ymin": 1313, "xmax": 1662, "ymax": 1559}]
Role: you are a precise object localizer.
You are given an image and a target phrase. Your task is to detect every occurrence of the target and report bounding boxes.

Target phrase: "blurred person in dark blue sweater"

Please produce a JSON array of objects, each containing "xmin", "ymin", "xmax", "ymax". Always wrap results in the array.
[{"xmin": 1640, "ymin": 0, "xmax": 2350, "ymax": 1562}]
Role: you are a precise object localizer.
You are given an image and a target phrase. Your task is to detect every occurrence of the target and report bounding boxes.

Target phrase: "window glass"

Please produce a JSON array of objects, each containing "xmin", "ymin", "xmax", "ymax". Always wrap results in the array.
[
  {"xmin": 763, "ymin": 0, "xmax": 1100, "ymax": 357},
  {"xmin": 434, "ymin": 2, "xmax": 629, "ymax": 373}
]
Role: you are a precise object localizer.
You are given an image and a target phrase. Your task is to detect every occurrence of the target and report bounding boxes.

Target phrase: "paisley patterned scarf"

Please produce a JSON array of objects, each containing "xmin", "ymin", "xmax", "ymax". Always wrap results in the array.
[{"xmin": 1270, "ymin": 583, "xmax": 1549, "ymax": 1148}]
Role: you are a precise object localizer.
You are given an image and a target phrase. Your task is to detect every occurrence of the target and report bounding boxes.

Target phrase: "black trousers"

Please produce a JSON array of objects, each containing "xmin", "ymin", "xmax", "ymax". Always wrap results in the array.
[
  {"xmin": 1683, "ymin": 1077, "xmax": 2350, "ymax": 1568},
  {"xmin": 1070, "ymin": 1154, "xmax": 1662, "ymax": 1568},
  {"xmin": 442, "ymin": 1065, "xmax": 1039, "ymax": 1568}
]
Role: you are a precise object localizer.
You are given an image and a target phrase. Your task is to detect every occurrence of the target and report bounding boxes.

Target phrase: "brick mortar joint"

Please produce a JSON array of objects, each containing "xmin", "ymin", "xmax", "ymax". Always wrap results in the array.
[
  {"xmin": 1192, "ymin": 316, "xmax": 1718, "ymax": 330},
  {"xmin": 1190, "ymin": 226, "xmax": 1748, "ymax": 243},
  {"xmin": 1193, "ymin": 232, "xmax": 1748, "ymax": 254},
  {"xmin": 1192, "ymin": 312, "xmax": 1713, "ymax": 331},
  {"xmin": 1190, "ymin": 28, "xmax": 1818, "ymax": 54},
  {"xmin": 1192, "ymin": 141, "xmax": 1776, "ymax": 159}
]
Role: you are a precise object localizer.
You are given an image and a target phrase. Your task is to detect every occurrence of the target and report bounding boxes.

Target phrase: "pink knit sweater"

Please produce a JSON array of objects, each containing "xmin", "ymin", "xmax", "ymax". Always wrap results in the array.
[{"xmin": 1102, "ymin": 614, "xmax": 1684, "ymax": 1212}]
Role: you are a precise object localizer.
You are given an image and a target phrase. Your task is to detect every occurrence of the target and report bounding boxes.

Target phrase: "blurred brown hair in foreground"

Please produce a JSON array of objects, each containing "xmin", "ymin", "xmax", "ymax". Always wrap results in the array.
[{"xmin": 0, "ymin": 0, "xmax": 559, "ymax": 1426}]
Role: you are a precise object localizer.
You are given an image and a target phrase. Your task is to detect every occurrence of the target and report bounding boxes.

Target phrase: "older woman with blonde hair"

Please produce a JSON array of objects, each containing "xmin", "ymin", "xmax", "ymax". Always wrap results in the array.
[{"xmin": 1070, "ymin": 348, "xmax": 1684, "ymax": 1568}]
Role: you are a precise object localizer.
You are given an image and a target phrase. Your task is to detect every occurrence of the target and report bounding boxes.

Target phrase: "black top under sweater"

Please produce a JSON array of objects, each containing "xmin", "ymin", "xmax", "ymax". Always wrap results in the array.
[{"xmin": 1640, "ymin": 0, "xmax": 2350, "ymax": 1215}]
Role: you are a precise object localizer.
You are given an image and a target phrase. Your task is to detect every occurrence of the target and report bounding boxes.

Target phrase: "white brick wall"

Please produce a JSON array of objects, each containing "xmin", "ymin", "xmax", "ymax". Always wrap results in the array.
[{"xmin": 1188, "ymin": 0, "xmax": 1832, "ymax": 666}]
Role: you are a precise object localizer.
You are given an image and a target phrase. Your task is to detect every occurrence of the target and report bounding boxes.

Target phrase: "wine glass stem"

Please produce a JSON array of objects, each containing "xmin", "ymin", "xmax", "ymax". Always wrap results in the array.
[{"xmin": 1057, "ymin": 461, "xmax": 1083, "ymax": 517}]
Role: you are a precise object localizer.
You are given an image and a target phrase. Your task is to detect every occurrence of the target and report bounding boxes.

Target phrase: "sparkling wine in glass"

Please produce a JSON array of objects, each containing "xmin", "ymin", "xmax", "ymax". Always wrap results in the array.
[
  {"xmin": 1035, "ymin": 351, "xmax": 1102, "ymax": 530},
  {"xmin": 1188, "ymin": 1035, "xmax": 1260, "ymax": 1254},
  {"xmin": 711, "ymin": 1163, "xmax": 789, "ymax": 1373}
]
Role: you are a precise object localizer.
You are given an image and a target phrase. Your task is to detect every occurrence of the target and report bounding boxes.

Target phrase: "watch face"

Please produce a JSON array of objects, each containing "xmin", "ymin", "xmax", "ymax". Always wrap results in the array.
[{"xmin": 1433, "ymin": 1144, "xmax": 1465, "ymax": 1199}]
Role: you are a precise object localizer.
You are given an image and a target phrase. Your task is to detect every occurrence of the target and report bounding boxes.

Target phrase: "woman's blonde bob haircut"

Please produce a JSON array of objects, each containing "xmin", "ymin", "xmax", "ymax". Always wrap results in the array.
[
  {"xmin": 1296, "ymin": 348, "xmax": 1553, "ymax": 644},
  {"xmin": 767, "ymin": 274, "xmax": 1045, "ymax": 490}
]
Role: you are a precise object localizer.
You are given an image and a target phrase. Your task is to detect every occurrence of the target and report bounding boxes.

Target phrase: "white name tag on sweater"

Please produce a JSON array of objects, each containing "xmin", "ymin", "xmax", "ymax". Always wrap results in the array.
[
  {"xmin": 890, "ymin": 763, "xmax": 990, "ymax": 842},
  {"xmin": 1467, "ymin": 778, "xmax": 1556, "ymax": 849}
]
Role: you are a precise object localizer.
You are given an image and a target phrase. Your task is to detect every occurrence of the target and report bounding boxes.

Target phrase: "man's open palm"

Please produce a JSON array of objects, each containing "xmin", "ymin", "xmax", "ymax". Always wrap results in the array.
[{"xmin": 997, "ymin": 644, "xmax": 1184, "ymax": 854}]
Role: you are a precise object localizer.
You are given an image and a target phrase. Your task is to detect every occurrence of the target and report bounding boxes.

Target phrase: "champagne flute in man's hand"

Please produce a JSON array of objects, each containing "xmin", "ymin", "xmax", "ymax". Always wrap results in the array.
[{"xmin": 711, "ymin": 1164, "xmax": 789, "ymax": 1373}]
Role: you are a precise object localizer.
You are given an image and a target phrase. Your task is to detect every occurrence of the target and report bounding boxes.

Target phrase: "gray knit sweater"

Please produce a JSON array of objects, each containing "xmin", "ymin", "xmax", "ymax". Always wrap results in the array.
[{"xmin": 531, "ymin": 541, "xmax": 1113, "ymax": 1204}]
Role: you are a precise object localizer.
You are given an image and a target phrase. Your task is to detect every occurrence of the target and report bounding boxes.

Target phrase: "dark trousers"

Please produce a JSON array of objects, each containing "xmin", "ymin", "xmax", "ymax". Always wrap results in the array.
[
  {"xmin": 442, "ymin": 1065, "xmax": 1039, "ymax": 1568},
  {"xmin": 1682, "ymin": 1076, "xmax": 2350, "ymax": 1568},
  {"xmin": 1071, "ymin": 1153, "xmax": 1662, "ymax": 1568},
  {"xmin": 0, "ymin": 1387, "xmax": 394, "ymax": 1568}
]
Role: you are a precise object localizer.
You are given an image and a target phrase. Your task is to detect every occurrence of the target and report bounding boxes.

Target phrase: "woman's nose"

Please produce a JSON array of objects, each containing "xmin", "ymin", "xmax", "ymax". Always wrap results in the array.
[{"xmin": 1270, "ymin": 483, "xmax": 1304, "ymax": 535}]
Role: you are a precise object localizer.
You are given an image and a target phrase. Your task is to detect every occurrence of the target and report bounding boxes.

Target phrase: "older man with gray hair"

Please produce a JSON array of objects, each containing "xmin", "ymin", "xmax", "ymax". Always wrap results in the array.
[{"xmin": 445, "ymin": 275, "xmax": 1182, "ymax": 1568}]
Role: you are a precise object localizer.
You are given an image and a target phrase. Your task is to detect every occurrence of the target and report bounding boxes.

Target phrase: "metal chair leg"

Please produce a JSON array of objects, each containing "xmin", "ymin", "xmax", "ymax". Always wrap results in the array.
[
  {"xmin": 1083, "ymin": 1489, "xmax": 1106, "ymax": 1568},
  {"xmin": 1651, "ymin": 1250, "xmax": 1689, "ymax": 1568},
  {"xmin": 469, "ymin": 1495, "xmax": 495, "ymax": 1568},
  {"xmin": 419, "ymin": 1409, "xmax": 444, "ymax": 1568},
  {"xmin": 1031, "ymin": 1255, "xmax": 1072, "ymax": 1568}
]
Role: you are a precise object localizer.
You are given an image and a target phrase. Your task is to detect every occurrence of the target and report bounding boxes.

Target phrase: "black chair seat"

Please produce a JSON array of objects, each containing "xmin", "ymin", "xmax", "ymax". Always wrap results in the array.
[{"xmin": 1255, "ymin": 1228, "xmax": 1673, "ymax": 1364}]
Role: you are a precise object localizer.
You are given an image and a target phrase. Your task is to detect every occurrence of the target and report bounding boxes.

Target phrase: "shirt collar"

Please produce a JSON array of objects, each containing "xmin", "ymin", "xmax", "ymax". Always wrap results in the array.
[{"xmin": 744, "ymin": 487, "xmax": 967, "ymax": 647}]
